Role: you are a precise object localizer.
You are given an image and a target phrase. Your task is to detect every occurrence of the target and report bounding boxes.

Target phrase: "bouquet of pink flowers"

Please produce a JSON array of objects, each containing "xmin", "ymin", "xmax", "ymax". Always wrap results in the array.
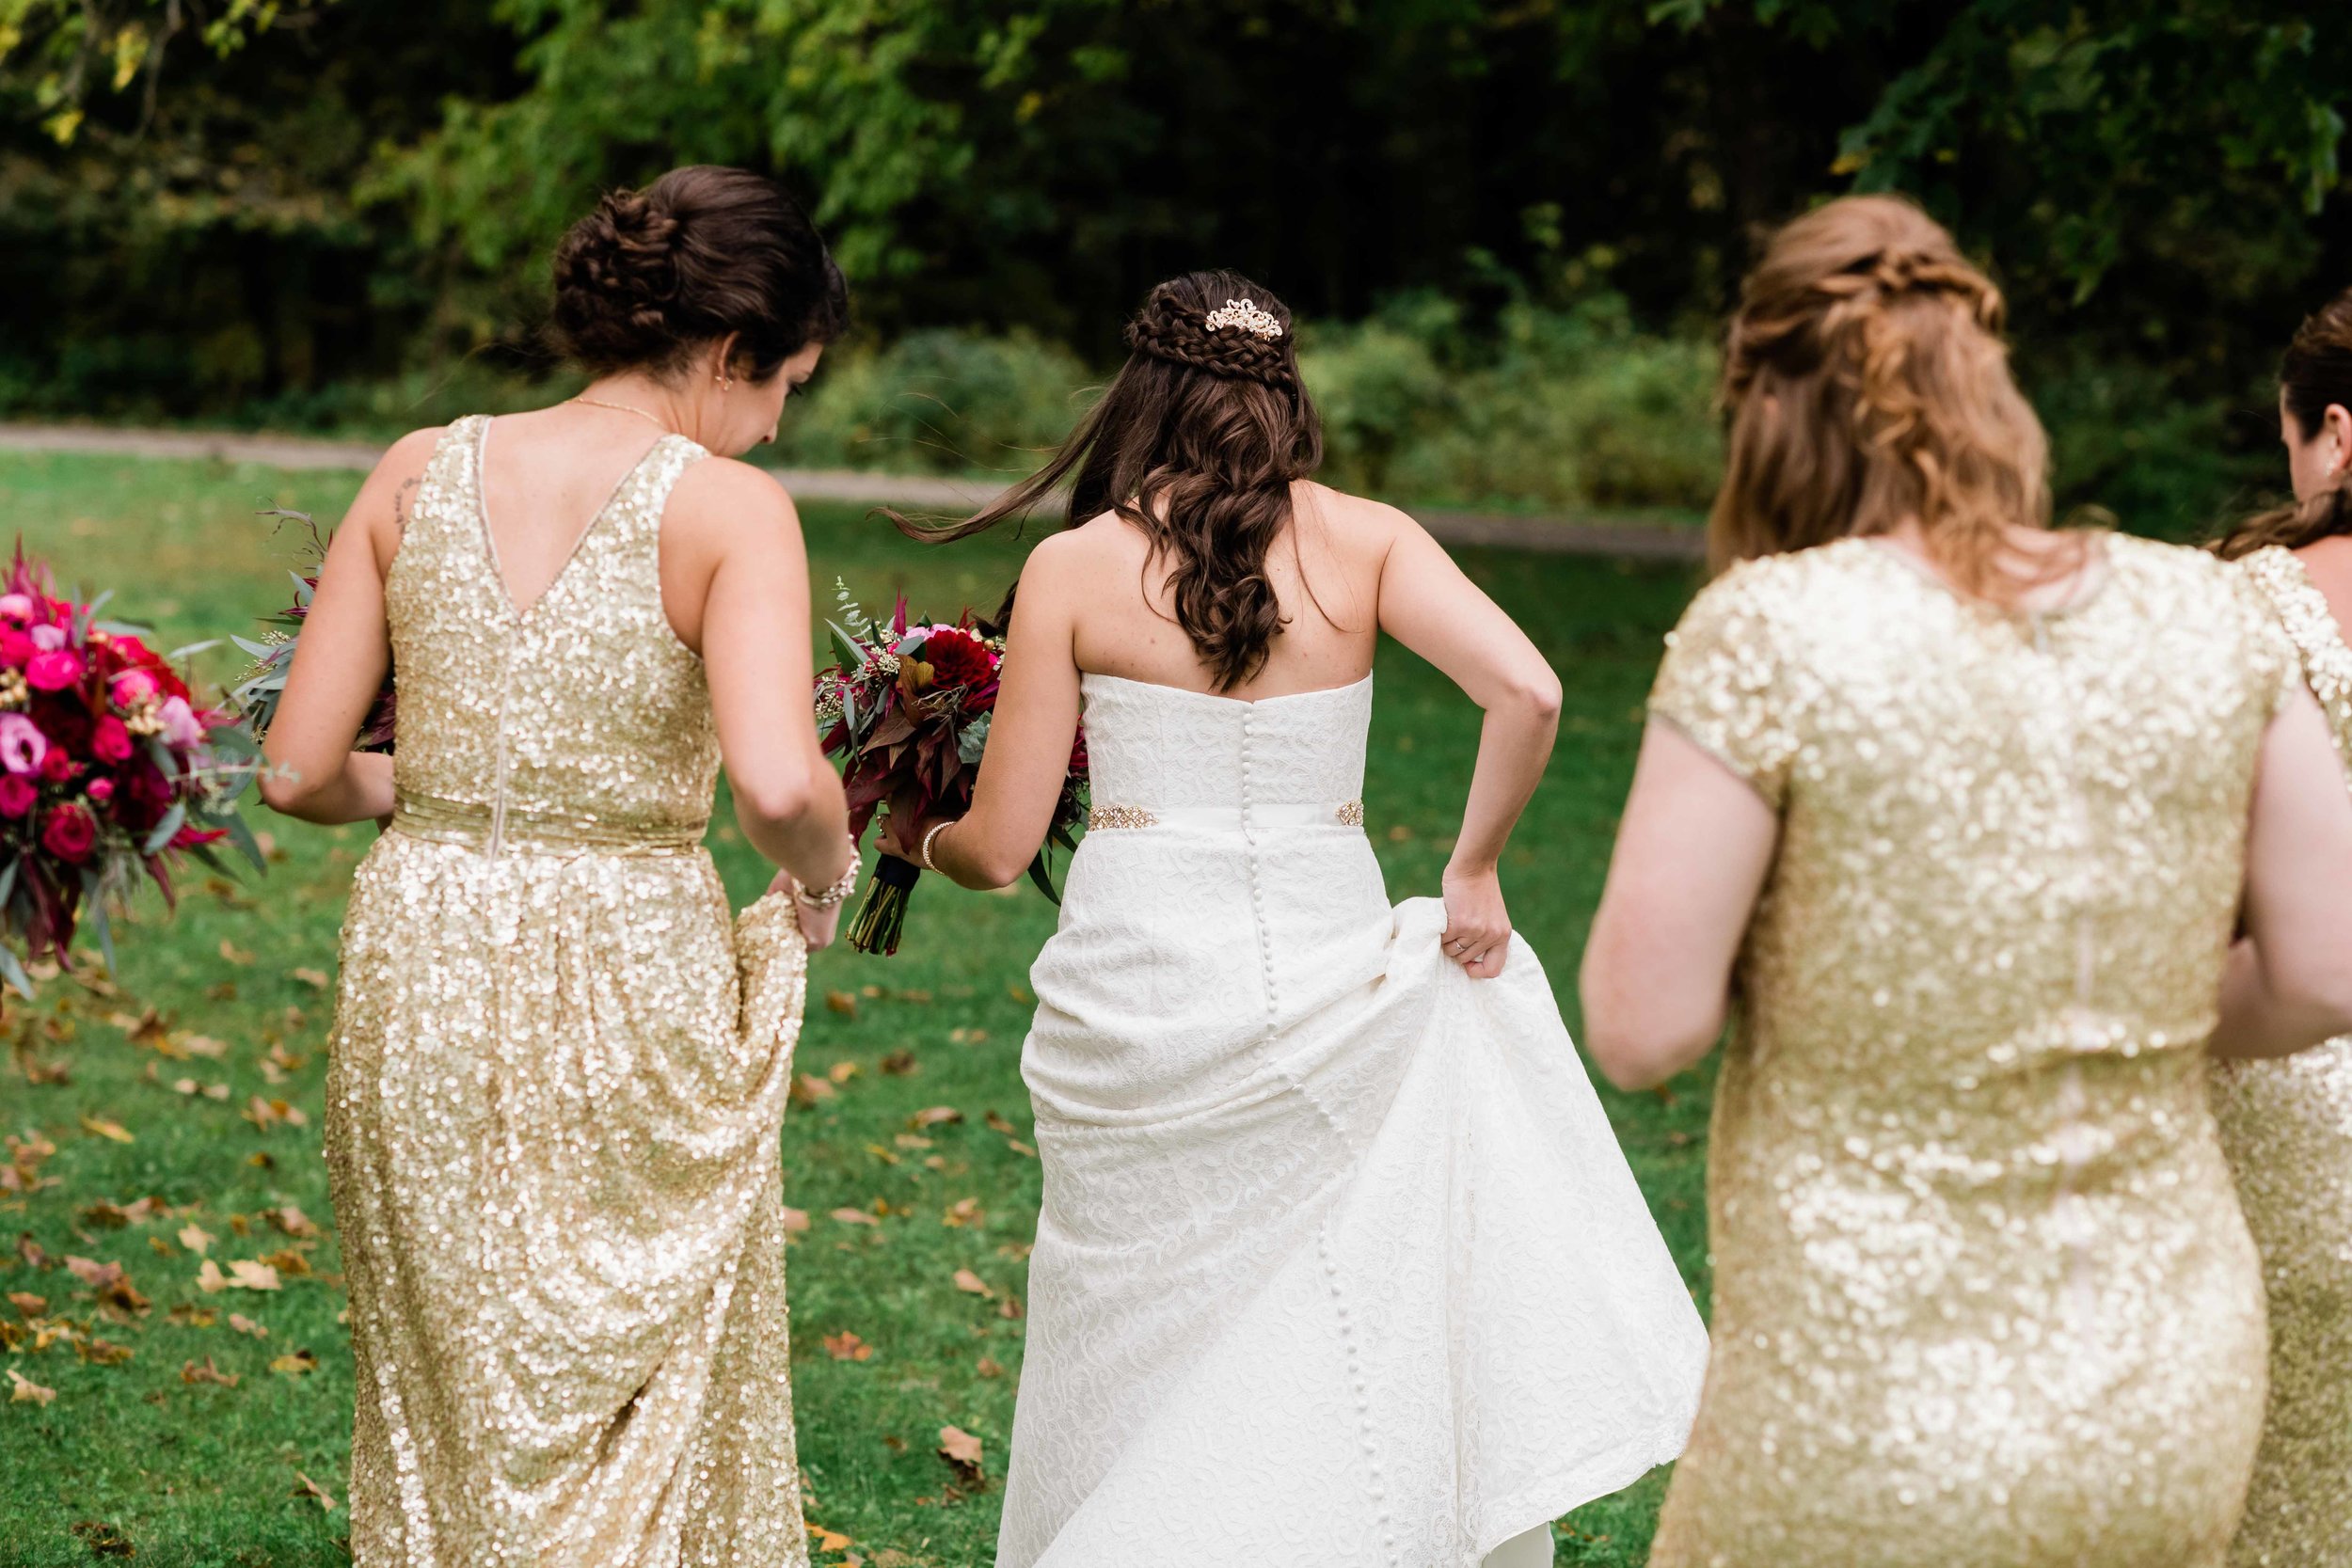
[
  {"xmin": 231, "ymin": 508, "xmax": 395, "ymax": 750},
  {"xmin": 816, "ymin": 582, "xmax": 1087, "ymax": 955},
  {"xmin": 0, "ymin": 548, "xmax": 261, "ymax": 993}
]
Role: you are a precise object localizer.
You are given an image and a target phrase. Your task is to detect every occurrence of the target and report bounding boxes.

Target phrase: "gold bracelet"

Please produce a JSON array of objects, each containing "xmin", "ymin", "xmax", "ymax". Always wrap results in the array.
[
  {"xmin": 794, "ymin": 838, "xmax": 863, "ymax": 908},
  {"xmin": 919, "ymin": 819, "xmax": 956, "ymax": 874}
]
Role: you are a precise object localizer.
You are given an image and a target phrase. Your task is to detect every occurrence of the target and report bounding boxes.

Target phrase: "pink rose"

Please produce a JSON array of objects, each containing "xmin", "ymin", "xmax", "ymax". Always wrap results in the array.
[
  {"xmin": 25, "ymin": 648, "xmax": 83, "ymax": 692},
  {"xmin": 91, "ymin": 715, "xmax": 132, "ymax": 764},
  {"xmin": 0, "ymin": 594, "xmax": 33, "ymax": 623},
  {"xmin": 0, "ymin": 629, "xmax": 33, "ymax": 669},
  {"xmin": 39, "ymin": 748, "xmax": 74, "ymax": 784},
  {"xmin": 111, "ymin": 669, "xmax": 156, "ymax": 706},
  {"xmin": 40, "ymin": 802, "xmax": 95, "ymax": 863},
  {"xmin": 86, "ymin": 777, "xmax": 114, "ymax": 805},
  {"xmin": 157, "ymin": 696, "xmax": 204, "ymax": 750},
  {"xmin": 0, "ymin": 713, "xmax": 46, "ymax": 775},
  {"xmin": 28, "ymin": 624, "xmax": 64, "ymax": 652},
  {"xmin": 0, "ymin": 776, "xmax": 36, "ymax": 817}
]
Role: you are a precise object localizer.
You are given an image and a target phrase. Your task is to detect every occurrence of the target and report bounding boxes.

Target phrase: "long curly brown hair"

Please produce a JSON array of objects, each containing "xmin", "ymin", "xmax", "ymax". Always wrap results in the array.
[
  {"xmin": 2216, "ymin": 286, "xmax": 2352, "ymax": 561},
  {"xmin": 897, "ymin": 270, "xmax": 1323, "ymax": 690},
  {"xmin": 1711, "ymin": 195, "xmax": 2065, "ymax": 601}
]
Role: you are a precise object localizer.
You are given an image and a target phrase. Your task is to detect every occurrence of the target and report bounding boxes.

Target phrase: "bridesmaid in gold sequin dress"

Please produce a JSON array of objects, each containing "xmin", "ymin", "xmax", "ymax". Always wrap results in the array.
[
  {"xmin": 259, "ymin": 167, "xmax": 860, "ymax": 1567},
  {"xmin": 1579, "ymin": 197, "xmax": 2352, "ymax": 1568},
  {"xmin": 2211, "ymin": 288, "xmax": 2352, "ymax": 1568}
]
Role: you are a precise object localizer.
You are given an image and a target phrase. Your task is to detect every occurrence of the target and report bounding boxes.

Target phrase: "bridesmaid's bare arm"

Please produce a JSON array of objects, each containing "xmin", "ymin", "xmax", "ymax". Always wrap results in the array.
[
  {"xmin": 2211, "ymin": 689, "xmax": 2352, "ymax": 1057},
  {"xmin": 661, "ymin": 459, "xmax": 852, "ymax": 900},
  {"xmin": 1580, "ymin": 723, "xmax": 1780, "ymax": 1091},
  {"xmin": 259, "ymin": 428, "xmax": 438, "ymax": 825}
]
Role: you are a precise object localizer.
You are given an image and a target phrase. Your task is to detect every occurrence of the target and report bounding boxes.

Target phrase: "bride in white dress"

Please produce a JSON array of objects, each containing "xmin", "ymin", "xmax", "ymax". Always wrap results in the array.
[{"xmin": 881, "ymin": 272, "xmax": 1708, "ymax": 1568}]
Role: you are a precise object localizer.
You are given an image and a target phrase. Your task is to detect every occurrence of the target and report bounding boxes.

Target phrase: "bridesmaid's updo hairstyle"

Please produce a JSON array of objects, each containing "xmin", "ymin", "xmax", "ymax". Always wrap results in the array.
[
  {"xmin": 897, "ymin": 270, "xmax": 1323, "ymax": 691},
  {"xmin": 2217, "ymin": 286, "xmax": 2352, "ymax": 559},
  {"xmin": 1712, "ymin": 195, "xmax": 2058, "ymax": 601},
  {"xmin": 549, "ymin": 165, "xmax": 849, "ymax": 382}
]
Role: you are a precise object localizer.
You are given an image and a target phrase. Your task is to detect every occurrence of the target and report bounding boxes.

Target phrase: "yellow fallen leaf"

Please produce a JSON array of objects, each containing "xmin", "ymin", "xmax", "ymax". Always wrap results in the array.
[
  {"xmin": 269, "ymin": 1348, "xmax": 318, "ymax": 1376},
  {"xmin": 951, "ymin": 1269, "xmax": 993, "ymax": 1299},
  {"xmin": 8, "ymin": 1291, "xmax": 46, "ymax": 1318},
  {"xmin": 811, "ymin": 1527, "xmax": 854, "ymax": 1554},
  {"xmin": 79, "ymin": 1115, "xmax": 133, "ymax": 1144},
  {"xmin": 910, "ymin": 1106, "xmax": 963, "ymax": 1130},
  {"xmin": 937, "ymin": 1424, "xmax": 984, "ymax": 1478},
  {"xmin": 196, "ymin": 1259, "xmax": 280, "ymax": 1293},
  {"xmin": 821, "ymin": 1330, "xmax": 873, "ymax": 1362},
  {"xmin": 8, "ymin": 1369, "xmax": 56, "ymax": 1405},
  {"xmin": 228, "ymin": 1313, "xmax": 267, "ymax": 1338},
  {"xmin": 178, "ymin": 1224, "xmax": 214, "ymax": 1256}
]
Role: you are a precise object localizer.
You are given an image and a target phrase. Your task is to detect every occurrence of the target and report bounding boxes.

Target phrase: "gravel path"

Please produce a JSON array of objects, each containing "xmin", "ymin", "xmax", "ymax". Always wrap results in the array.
[{"xmin": 0, "ymin": 421, "xmax": 1705, "ymax": 562}]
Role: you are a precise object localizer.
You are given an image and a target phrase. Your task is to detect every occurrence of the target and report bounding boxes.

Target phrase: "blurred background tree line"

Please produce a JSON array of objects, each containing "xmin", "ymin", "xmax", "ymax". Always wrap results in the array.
[{"xmin": 2, "ymin": 0, "xmax": 2345, "ymax": 534}]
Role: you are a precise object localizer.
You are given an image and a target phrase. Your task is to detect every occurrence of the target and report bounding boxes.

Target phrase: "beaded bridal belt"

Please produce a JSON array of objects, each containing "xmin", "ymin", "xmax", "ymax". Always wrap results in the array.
[
  {"xmin": 391, "ymin": 789, "xmax": 707, "ymax": 857},
  {"xmin": 1087, "ymin": 800, "xmax": 1365, "ymax": 832}
]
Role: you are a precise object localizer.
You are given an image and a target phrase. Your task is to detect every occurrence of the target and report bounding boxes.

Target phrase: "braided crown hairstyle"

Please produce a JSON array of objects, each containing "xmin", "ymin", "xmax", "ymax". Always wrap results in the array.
[
  {"xmin": 897, "ymin": 270, "xmax": 1323, "ymax": 691},
  {"xmin": 2216, "ymin": 286, "xmax": 2352, "ymax": 560},
  {"xmin": 549, "ymin": 166, "xmax": 849, "ymax": 382},
  {"xmin": 1712, "ymin": 194, "xmax": 2060, "ymax": 600}
]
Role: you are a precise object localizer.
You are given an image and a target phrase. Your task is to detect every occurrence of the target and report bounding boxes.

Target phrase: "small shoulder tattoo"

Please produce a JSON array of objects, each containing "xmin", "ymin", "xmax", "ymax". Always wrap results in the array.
[{"xmin": 389, "ymin": 474, "xmax": 422, "ymax": 536}]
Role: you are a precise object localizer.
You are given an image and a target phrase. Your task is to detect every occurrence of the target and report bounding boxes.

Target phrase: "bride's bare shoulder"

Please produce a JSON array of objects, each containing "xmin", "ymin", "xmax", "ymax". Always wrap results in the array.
[{"xmin": 1294, "ymin": 481, "xmax": 1419, "ymax": 558}]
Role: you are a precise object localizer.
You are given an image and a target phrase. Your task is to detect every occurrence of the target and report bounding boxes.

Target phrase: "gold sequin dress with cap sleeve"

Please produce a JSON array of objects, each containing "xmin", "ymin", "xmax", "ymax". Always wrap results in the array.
[
  {"xmin": 1643, "ymin": 534, "xmax": 2297, "ymax": 1568},
  {"xmin": 2212, "ymin": 544, "xmax": 2352, "ymax": 1568},
  {"xmin": 323, "ymin": 414, "xmax": 812, "ymax": 1568}
]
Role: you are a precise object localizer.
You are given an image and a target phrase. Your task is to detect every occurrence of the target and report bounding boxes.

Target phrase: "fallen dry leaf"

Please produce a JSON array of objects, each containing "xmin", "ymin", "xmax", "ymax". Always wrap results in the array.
[
  {"xmin": 984, "ymin": 1109, "xmax": 1017, "ymax": 1135},
  {"xmin": 791, "ymin": 1074, "xmax": 838, "ymax": 1107},
  {"xmin": 65, "ymin": 1257, "xmax": 150, "ymax": 1315},
  {"xmin": 824, "ymin": 990, "xmax": 858, "ymax": 1018},
  {"xmin": 292, "ymin": 1470, "xmax": 339, "ymax": 1511},
  {"xmin": 828, "ymin": 1060, "xmax": 860, "ymax": 1084},
  {"xmin": 937, "ymin": 1425, "xmax": 985, "ymax": 1481},
  {"xmin": 243, "ymin": 1096, "xmax": 309, "ymax": 1132},
  {"xmin": 180, "ymin": 1356, "xmax": 238, "ymax": 1387},
  {"xmin": 976, "ymin": 1355, "xmax": 1005, "ymax": 1379},
  {"xmin": 228, "ymin": 1313, "xmax": 267, "ymax": 1338},
  {"xmin": 810, "ymin": 1526, "xmax": 854, "ymax": 1554},
  {"xmin": 780, "ymin": 1208, "xmax": 809, "ymax": 1234},
  {"xmin": 196, "ymin": 1259, "xmax": 281, "ymax": 1293},
  {"xmin": 165, "ymin": 1303, "xmax": 216, "ymax": 1327},
  {"xmin": 878, "ymin": 1049, "xmax": 917, "ymax": 1076},
  {"xmin": 81, "ymin": 1197, "xmax": 164, "ymax": 1228},
  {"xmin": 943, "ymin": 1197, "xmax": 981, "ymax": 1227},
  {"xmin": 69, "ymin": 1521, "xmax": 132, "ymax": 1558},
  {"xmin": 8, "ymin": 1368, "xmax": 56, "ymax": 1405},
  {"xmin": 15, "ymin": 1233, "xmax": 51, "ymax": 1269},
  {"xmin": 77, "ymin": 1337, "xmax": 133, "ymax": 1366},
  {"xmin": 178, "ymin": 1224, "xmax": 214, "ymax": 1257},
  {"xmin": 997, "ymin": 1295, "xmax": 1024, "ymax": 1321},
  {"xmin": 829, "ymin": 1208, "xmax": 879, "ymax": 1228},
  {"xmin": 177, "ymin": 1034, "xmax": 229, "ymax": 1059},
  {"xmin": 8, "ymin": 1292, "xmax": 45, "ymax": 1318},
  {"xmin": 218, "ymin": 939, "xmax": 255, "ymax": 966},
  {"xmin": 910, "ymin": 1106, "xmax": 963, "ymax": 1131},
  {"xmin": 264, "ymin": 1205, "xmax": 320, "ymax": 1240},
  {"xmin": 1006, "ymin": 1140, "xmax": 1038, "ymax": 1159},
  {"xmin": 269, "ymin": 1348, "xmax": 319, "ymax": 1376},
  {"xmin": 78, "ymin": 1114, "xmax": 134, "ymax": 1144},
  {"xmin": 951, "ymin": 1269, "xmax": 993, "ymax": 1300},
  {"xmin": 290, "ymin": 968, "xmax": 329, "ymax": 990},
  {"xmin": 894, "ymin": 1133, "xmax": 933, "ymax": 1151},
  {"xmin": 821, "ymin": 1330, "xmax": 873, "ymax": 1362}
]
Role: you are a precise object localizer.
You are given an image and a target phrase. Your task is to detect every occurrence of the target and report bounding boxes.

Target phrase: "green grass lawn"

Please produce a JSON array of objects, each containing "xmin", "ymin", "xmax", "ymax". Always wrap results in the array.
[{"xmin": 0, "ymin": 450, "xmax": 1712, "ymax": 1568}]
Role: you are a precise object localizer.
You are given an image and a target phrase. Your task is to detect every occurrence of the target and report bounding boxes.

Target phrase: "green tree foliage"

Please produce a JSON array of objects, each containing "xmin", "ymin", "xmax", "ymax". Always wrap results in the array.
[{"xmin": 3, "ymin": 0, "xmax": 2346, "ymax": 512}]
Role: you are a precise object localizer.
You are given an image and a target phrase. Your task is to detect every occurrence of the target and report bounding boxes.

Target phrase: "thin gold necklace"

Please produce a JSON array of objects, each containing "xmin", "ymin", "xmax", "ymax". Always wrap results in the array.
[{"xmin": 569, "ymin": 396, "xmax": 675, "ymax": 435}]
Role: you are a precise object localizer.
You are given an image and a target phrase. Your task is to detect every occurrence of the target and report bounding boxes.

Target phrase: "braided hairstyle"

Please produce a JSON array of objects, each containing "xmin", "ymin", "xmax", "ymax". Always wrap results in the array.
[
  {"xmin": 2216, "ymin": 286, "xmax": 2352, "ymax": 561},
  {"xmin": 549, "ymin": 166, "xmax": 849, "ymax": 382},
  {"xmin": 1711, "ymin": 194, "xmax": 2060, "ymax": 601},
  {"xmin": 898, "ymin": 270, "xmax": 1324, "ymax": 690}
]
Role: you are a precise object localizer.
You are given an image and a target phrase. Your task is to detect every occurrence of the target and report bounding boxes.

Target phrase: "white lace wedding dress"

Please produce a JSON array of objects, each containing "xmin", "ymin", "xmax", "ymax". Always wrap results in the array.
[{"xmin": 998, "ymin": 673, "xmax": 1709, "ymax": 1568}]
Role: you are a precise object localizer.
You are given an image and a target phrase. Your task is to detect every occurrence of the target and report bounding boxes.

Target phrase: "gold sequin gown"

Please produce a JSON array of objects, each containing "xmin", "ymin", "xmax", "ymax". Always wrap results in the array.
[
  {"xmin": 1645, "ymin": 535, "xmax": 2299, "ymax": 1568},
  {"xmin": 2212, "ymin": 545, "xmax": 2352, "ymax": 1568},
  {"xmin": 324, "ymin": 415, "xmax": 811, "ymax": 1567}
]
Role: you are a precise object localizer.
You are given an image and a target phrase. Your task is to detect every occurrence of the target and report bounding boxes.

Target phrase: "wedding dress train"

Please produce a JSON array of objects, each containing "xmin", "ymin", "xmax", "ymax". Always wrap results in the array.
[{"xmin": 996, "ymin": 673, "xmax": 1708, "ymax": 1568}]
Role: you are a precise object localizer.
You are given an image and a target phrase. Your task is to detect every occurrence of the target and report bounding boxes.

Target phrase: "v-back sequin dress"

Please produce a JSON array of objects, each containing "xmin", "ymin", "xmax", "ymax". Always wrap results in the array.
[
  {"xmin": 324, "ymin": 415, "xmax": 811, "ymax": 1567},
  {"xmin": 2212, "ymin": 545, "xmax": 2352, "ymax": 1568},
  {"xmin": 1644, "ymin": 535, "xmax": 2298, "ymax": 1568}
]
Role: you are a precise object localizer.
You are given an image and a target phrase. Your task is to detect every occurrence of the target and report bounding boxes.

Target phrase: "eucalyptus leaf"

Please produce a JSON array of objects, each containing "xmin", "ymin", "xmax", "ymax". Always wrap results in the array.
[
  {"xmin": 0, "ymin": 944, "xmax": 32, "ymax": 1001},
  {"xmin": 142, "ymin": 802, "xmax": 187, "ymax": 854}
]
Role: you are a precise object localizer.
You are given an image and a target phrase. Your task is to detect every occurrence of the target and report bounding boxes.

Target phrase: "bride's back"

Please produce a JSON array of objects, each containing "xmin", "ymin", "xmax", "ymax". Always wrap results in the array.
[{"xmin": 1062, "ymin": 480, "xmax": 1393, "ymax": 701}]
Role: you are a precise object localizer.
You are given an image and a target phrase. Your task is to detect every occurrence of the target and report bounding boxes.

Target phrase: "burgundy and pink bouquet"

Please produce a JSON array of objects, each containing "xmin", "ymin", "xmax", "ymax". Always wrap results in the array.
[
  {"xmin": 816, "ymin": 582, "xmax": 1087, "ymax": 955},
  {"xmin": 0, "ymin": 548, "xmax": 261, "ymax": 993}
]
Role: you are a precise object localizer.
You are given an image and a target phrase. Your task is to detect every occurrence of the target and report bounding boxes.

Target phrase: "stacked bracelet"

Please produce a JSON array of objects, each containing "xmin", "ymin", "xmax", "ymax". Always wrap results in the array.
[
  {"xmin": 919, "ymin": 819, "xmax": 955, "ymax": 873},
  {"xmin": 794, "ymin": 840, "xmax": 863, "ymax": 908}
]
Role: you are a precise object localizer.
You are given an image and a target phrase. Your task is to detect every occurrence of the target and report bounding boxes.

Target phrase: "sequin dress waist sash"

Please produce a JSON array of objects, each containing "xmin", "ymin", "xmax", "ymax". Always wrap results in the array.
[
  {"xmin": 1086, "ymin": 800, "xmax": 1365, "ymax": 832},
  {"xmin": 391, "ymin": 788, "xmax": 707, "ymax": 857}
]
